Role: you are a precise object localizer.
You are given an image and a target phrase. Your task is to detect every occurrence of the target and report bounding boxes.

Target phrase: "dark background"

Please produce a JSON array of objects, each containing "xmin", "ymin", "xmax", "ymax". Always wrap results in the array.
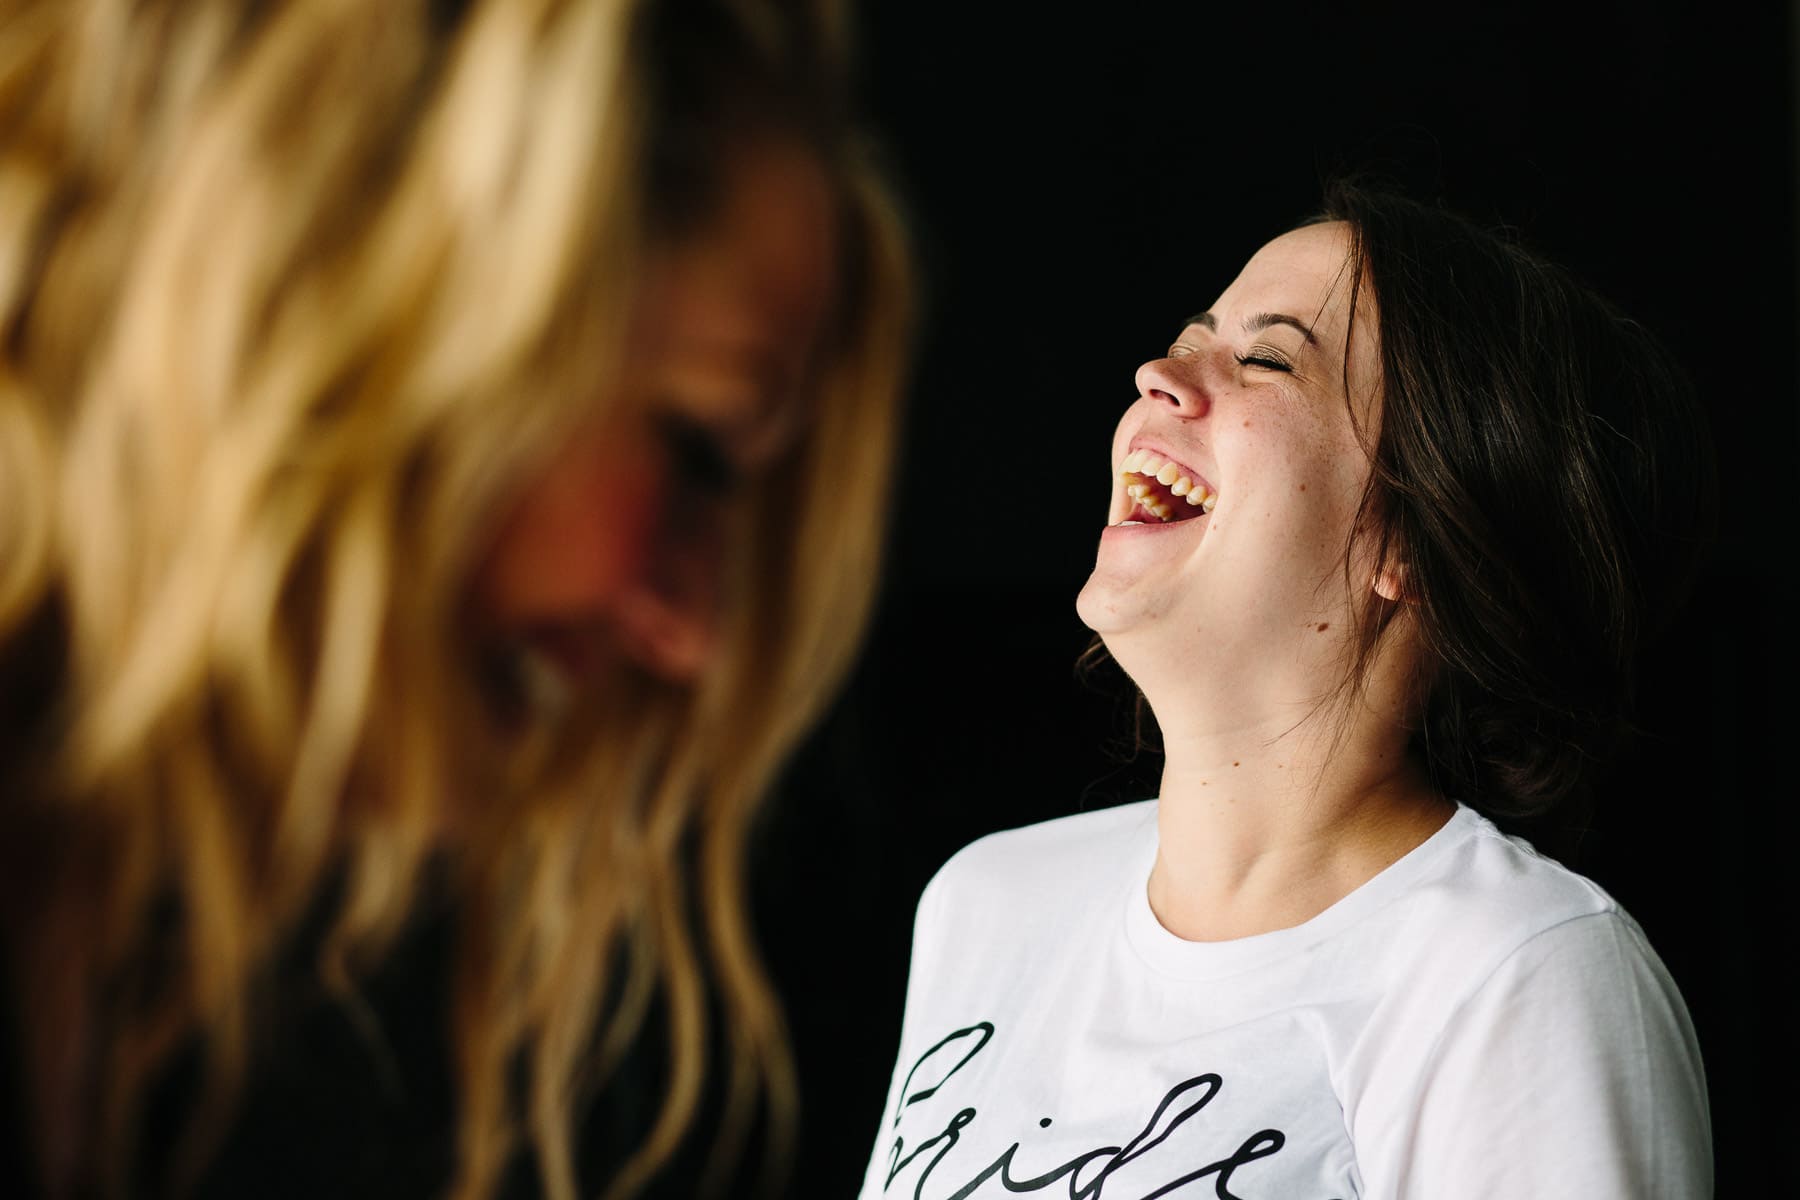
[{"xmin": 751, "ymin": 1, "xmax": 1799, "ymax": 1196}]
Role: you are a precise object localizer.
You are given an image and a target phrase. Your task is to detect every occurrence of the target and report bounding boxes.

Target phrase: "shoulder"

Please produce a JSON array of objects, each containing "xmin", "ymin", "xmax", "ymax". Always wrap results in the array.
[
  {"xmin": 1345, "ymin": 807, "xmax": 1681, "ymax": 1052},
  {"xmin": 1391, "ymin": 807, "xmax": 1627, "ymax": 979},
  {"xmin": 1420, "ymin": 816, "xmax": 1689, "ymax": 1045},
  {"xmin": 1351, "ymin": 813, "xmax": 1712, "ymax": 1194},
  {"xmin": 1395, "ymin": 902, "xmax": 1710, "ymax": 1195},
  {"xmin": 915, "ymin": 800, "xmax": 1157, "ymax": 925}
]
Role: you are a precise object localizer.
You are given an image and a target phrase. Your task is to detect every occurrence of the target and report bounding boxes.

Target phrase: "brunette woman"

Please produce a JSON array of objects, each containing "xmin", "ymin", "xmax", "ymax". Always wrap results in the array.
[{"xmin": 864, "ymin": 184, "xmax": 1711, "ymax": 1199}]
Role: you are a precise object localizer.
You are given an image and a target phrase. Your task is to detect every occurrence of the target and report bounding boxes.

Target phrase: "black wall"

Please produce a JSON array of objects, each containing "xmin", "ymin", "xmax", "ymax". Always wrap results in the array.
[{"xmin": 752, "ymin": 2, "xmax": 1798, "ymax": 1196}]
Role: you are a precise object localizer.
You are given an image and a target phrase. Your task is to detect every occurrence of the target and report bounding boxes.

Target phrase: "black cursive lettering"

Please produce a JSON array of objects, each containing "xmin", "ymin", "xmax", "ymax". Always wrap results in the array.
[
  {"xmin": 882, "ymin": 1021, "xmax": 1319, "ymax": 1200},
  {"xmin": 889, "ymin": 1107, "xmax": 977, "ymax": 1200},
  {"xmin": 895, "ymin": 1023, "xmax": 996, "ymax": 1127},
  {"xmin": 1140, "ymin": 1129, "xmax": 1286, "ymax": 1200}
]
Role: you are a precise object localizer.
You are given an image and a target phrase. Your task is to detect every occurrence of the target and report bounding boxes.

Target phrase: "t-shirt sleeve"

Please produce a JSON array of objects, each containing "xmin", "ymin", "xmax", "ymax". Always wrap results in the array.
[{"xmin": 1397, "ymin": 911, "xmax": 1711, "ymax": 1199}]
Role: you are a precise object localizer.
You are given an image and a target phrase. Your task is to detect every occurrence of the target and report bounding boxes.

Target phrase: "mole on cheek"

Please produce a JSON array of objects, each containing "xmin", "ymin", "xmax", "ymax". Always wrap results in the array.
[
  {"xmin": 1316, "ymin": 622, "xmax": 1330, "ymax": 632},
  {"xmin": 1299, "ymin": 483, "xmax": 1307, "ymax": 491},
  {"xmin": 1242, "ymin": 420, "xmax": 1251, "ymax": 428}
]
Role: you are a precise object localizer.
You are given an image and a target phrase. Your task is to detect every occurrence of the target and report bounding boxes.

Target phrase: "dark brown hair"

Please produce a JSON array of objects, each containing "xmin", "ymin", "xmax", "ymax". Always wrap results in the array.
[
  {"xmin": 1083, "ymin": 183, "xmax": 1715, "ymax": 836},
  {"xmin": 1323, "ymin": 179, "xmax": 1716, "ymax": 824}
]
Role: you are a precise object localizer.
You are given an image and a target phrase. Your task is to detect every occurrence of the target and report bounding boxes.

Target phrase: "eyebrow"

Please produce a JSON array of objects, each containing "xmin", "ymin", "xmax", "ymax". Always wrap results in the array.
[{"xmin": 1184, "ymin": 310, "xmax": 1319, "ymax": 347}]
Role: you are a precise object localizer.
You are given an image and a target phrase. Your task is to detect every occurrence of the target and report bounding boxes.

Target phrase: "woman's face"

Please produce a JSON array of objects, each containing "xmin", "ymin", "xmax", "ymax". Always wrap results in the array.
[
  {"xmin": 1076, "ymin": 222, "xmax": 1385, "ymax": 691},
  {"xmin": 473, "ymin": 141, "xmax": 837, "ymax": 696}
]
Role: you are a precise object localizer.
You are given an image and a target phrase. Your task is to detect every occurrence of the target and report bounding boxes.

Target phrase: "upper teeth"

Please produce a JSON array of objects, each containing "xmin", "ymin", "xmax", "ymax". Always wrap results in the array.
[{"xmin": 1120, "ymin": 448, "xmax": 1216, "ymax": 519}]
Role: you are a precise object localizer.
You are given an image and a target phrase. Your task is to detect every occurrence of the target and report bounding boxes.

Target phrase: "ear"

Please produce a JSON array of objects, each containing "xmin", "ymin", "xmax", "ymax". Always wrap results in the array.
[{"xmin": 1372, "ymin": 559, "xmax": 1407, "ymax": 603}]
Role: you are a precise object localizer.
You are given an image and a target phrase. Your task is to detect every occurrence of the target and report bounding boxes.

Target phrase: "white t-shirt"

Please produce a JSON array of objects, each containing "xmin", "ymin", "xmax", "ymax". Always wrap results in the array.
[{"xmin": 859, "ymin": 801, "xmax": 1710, "ymax": 1199}]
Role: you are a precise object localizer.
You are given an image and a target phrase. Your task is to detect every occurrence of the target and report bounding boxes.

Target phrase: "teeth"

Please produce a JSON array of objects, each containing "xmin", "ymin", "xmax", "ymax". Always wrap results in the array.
[{"xmin": 1117, "ymin": 450, "xmax": 1218, "ymax": 523}]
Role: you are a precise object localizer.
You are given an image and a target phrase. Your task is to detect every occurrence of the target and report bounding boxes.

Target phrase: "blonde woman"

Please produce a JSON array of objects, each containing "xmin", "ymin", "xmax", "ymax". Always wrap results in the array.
[{"xmin": 0, "ymin": 0, "xmax": 908, "ymax": 1196}]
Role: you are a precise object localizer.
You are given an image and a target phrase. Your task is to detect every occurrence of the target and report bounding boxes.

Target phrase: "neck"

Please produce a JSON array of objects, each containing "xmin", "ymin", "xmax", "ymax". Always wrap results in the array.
[{"xmin": 1143, "ymin": 694, "xmax": 1451, "ymax": 943}]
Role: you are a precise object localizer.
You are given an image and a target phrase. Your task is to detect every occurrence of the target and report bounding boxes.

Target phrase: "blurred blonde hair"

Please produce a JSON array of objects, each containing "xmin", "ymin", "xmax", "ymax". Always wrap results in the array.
[{"xmin": 0, "ymin": 0, "xmax": 909, "ymax": 1196}]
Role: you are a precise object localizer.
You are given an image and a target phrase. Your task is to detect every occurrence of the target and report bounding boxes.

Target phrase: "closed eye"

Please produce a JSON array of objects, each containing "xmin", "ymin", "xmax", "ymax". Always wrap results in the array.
[
  {"xmin": 1234, "ymin": 347, "xmax": 1293, "ymax": 372},
  {"xmin": 658, "ymin": 411, "xmax": 744, "ymax": 493}
]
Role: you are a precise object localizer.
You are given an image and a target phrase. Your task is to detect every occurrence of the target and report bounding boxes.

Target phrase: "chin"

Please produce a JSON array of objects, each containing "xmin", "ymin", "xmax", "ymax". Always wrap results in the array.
[
  {"xmin": 1077, "ymin": 562, "xmax": 1169, "ymax": 635},
  {"xmin": 1075, "ymin": 573, "xmax": 1124, "ymax": 637}
]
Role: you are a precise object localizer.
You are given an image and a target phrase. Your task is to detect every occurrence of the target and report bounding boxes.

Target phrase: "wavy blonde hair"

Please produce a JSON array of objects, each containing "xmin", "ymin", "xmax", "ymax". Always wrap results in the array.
[{"xmin": 0, "ymin": 0, "xmax": 909, "ymax": 1196}]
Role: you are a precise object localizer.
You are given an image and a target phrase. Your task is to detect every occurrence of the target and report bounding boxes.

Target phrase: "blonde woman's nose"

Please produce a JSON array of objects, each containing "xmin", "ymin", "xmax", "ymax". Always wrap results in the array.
[{"xmin": 610, "ymin": 522, "xmax": 722, "ymax": 683}]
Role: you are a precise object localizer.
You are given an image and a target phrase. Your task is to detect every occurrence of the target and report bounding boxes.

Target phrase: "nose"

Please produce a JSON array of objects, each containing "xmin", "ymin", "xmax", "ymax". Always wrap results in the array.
[
  {"xmin": 610, "ymin": 511, "xmax": 722, "ymax": 683},
  {"xmin": 475, "ymin": 423, "xmax": 725, "ymax": 692},
  {"xmin": 1134, "ymin": 354, "xmax": 1212, "ymax": 419}
]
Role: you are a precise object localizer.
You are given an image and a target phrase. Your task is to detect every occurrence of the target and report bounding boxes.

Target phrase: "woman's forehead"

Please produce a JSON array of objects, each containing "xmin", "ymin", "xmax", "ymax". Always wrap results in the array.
[{"xmin": 1217, "ymin": 222, "xmax": 1360, "ymax": 330}]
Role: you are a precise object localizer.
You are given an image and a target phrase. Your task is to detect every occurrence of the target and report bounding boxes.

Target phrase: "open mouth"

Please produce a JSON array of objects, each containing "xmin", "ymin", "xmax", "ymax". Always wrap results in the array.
[{"xmin": 1114, "ymin": 447, "xmax": 1217, "ymax": 525}]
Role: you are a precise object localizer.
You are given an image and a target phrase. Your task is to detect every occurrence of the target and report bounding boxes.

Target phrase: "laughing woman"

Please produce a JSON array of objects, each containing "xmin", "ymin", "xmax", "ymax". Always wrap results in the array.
[{"xmin": 863, "ymin": 185, "xmax": 1712, "ymax": 1199}]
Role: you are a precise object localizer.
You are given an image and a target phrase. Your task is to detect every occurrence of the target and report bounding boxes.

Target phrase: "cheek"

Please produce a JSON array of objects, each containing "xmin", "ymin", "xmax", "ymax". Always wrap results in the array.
[
  {"xmin": 1267, "ymin": 393, "xmax": 1360, "ymax": 469},
  {"xmin": 479, "ymin": 437, "xmax": 663, "ymax": 618},
  {"xmin": 1231, "ymin": 419, "xmax": 1365, "ymax": 537}
]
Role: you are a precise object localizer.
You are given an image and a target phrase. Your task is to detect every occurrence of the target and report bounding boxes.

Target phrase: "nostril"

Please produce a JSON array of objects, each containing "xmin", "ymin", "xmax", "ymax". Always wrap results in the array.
[
  {"xmin": 612, "ymin": 526, "xmax": 724, "ymax": 683},
  {"xmin": 1146, "ymin": 384, "xmax": 1208, "ymax": 418},
  {"xmin": 1134, "ymin": 357, "xmax": 1211, "ymax": 418},
  {"xmin": 614, "ymin": 588, "xmax": 716, "ymax": 682}
]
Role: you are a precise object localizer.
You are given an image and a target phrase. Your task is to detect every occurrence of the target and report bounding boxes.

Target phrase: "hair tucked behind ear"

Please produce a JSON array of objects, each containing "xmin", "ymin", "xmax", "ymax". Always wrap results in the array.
[{"xmin": 1321, "ymin": 180, "xmax": 1716, "ymax": 828}]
